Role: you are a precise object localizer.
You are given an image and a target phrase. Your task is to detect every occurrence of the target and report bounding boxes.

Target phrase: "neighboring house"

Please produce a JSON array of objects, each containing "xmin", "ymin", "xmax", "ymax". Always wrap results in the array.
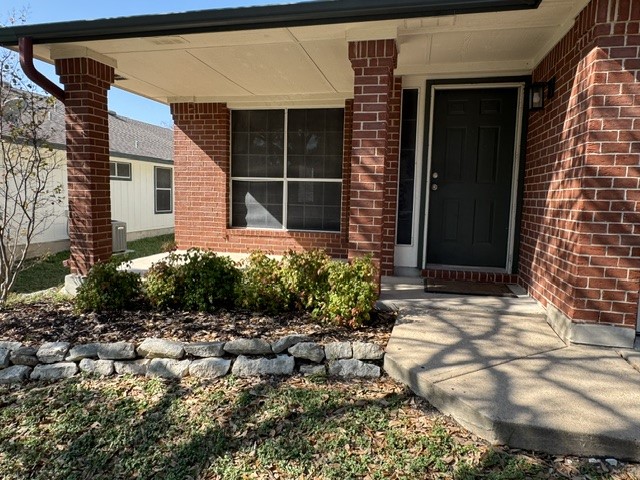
[
  {"xmin": 0, "ymin": 0, "xmax": 638, "ymax": 348},
  {"xmin": 23, "ymin": 101, "xmax": 174, "ymax": 256}
]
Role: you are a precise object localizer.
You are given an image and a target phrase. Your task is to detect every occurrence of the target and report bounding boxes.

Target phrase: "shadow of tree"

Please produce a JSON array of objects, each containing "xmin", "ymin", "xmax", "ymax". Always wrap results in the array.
[{"xmin": 0, "ymin": 374, "xmax": 467, "ymax": 480}]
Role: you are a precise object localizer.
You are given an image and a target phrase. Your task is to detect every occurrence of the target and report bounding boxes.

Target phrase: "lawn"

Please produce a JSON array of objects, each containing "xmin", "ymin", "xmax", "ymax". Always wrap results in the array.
[
  {"xmin": 11, "ymin": 234, "xmax": 174, "ymax": 294},
  {"xmin": 0, "ymin": 375, "xmax": 627, "ymax": 480}
]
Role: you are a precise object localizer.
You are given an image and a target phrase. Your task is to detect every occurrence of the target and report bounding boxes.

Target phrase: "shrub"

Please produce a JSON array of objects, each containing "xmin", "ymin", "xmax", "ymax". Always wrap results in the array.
[
  {"xmin": 315, "ymin": 255, "xmax": 378, "ymax": 328},
  {"xmin": 235, "ymin": 251, "xmax": 290, "ymax": 313},
  {"xmin": 75, "ymin": 258, "xmax": 143, "ymax": 312},
  {"xmin": 144, "ymin": 249, "xmax": 240, "ymax": 312},
  {"xmin": 144, "ymin": 257, "xmax": 182, "ymax": 310},
  {"xmin": 280, "ymin": 249, "xmax": 331, "ymax": 312}
]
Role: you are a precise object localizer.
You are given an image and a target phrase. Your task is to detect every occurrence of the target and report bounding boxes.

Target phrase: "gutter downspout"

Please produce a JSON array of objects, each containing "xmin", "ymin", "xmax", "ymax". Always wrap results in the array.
[{"xmin": 18, "ymin": 36, "xmax": 65, "ymax": 103}]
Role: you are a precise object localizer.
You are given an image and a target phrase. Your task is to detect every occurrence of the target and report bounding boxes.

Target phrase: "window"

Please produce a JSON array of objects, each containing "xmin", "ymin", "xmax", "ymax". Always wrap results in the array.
[
  {"xmin": 154, "ymin": 166, "xmax": 173, "ymax": 214},
  {"xmin": 110, "ymin": 161, "xmax": 131, "ymax": 180},
  {"xmin": 396, "ymin": 89, "xmax": 419, "ymax": 245},
  {"xmin": 231, "ymin": 108, "xmax": 343, "ymax": 231}
]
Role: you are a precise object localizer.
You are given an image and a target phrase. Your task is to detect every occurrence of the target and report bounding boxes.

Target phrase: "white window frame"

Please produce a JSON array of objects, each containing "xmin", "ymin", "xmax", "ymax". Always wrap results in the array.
[
  {"xmin": 230, "ymin": 108, "xmax": 343, "ymax": 233},
  {"xmin": 110, "ymin": 161, "xmax": 132, "ymax": 181},
  {"xmin": 154, "ymin": 166, "xmax": 173, "ymax": 214}
]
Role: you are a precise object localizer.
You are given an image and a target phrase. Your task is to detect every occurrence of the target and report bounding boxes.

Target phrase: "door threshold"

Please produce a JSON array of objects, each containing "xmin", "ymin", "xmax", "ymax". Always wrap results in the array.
[{"xmin": 425, "ymin": 264, "xmax": 508, "ymax": 274}]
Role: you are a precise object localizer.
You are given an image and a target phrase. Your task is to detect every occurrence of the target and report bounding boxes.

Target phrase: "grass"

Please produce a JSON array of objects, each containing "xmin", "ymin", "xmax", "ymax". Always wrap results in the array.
[
  {"xmin": 11, "ymin": 234, "xmax": 174, "ymax": 294},
  {"xmin": 0, "ymin": 375, "xmax": 627, "ymax": 480}
]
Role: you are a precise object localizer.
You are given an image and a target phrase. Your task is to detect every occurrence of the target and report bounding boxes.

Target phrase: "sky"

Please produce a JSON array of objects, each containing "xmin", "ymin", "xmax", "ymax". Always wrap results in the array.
[{"xmin": 2, "ymin": 0, "xmax": 290, "ymax": 127}]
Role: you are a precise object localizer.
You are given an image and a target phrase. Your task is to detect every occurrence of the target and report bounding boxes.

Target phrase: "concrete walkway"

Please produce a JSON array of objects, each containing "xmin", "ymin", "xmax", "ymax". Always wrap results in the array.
[{"xmin": 381, "ymin": 276, "xmax": 640, "ymax": 461}]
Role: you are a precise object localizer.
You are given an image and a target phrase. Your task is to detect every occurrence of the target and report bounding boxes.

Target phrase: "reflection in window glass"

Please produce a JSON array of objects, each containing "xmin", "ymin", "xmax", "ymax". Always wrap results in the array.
[{"xmin": 231, "ymin": 108, "xmax": 343, "ymax": 231}]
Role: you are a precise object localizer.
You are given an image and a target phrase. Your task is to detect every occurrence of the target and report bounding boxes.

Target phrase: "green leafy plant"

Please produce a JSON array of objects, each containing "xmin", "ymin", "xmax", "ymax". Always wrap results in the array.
[
  {"xmin": 280, "ymin": 249, "xmax": 331, "ymax": 312},
  {"xmin": 235, "ymin": 251, "xmax": 290, "ymax": 313},
  {"xmin": 144, "ymin": 249, "xmax": 240, "ymax": 312},
  {"xmin": 316, "ymin": 255, "xmax": 378, "ymax": 328},
  {"xmin": 75, "ymin": 258, "xmax": 142, "ymax": 312},
  {"xmin": 144, "ymin": 257, "xmax": 182, "ymax": 310},
  {"xmin": 279, "ymin": 250, "xmax": 378, "ymax": 328}
]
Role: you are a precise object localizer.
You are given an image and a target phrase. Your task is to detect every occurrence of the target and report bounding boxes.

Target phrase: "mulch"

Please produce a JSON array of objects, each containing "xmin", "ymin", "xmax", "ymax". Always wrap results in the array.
[{"xmin": 0, "ymin": 301, "xmax": 396, "ymax": 346}]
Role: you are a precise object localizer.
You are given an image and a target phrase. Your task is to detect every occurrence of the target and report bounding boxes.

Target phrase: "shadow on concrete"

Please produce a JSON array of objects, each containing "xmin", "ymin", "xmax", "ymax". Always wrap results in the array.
[{"xmin": 381, "ymin": 277, "xmax": 640, "ymax": 461}]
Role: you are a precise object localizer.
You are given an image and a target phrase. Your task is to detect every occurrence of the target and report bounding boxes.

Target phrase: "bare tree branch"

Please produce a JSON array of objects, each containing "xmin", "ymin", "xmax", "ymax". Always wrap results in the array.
[{"xmin": 0, "ymin": 31, "xmax": 63, "ymax": 303}]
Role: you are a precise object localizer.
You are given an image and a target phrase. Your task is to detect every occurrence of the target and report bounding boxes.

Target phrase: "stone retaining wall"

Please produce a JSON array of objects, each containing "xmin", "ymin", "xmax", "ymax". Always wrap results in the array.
[{"xmin": 0, "ymin": 337, "xmax": 385, "ymax": 384}]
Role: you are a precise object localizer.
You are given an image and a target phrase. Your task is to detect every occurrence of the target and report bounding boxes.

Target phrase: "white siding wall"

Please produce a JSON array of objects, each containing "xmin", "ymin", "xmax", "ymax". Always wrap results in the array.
[
  {"xmin": 35, "ymin": 150, "xmax": 69, "ymax": 243},
  {"xmin": 31, "ymin": 151, "xmax": 174, "ymax": 247},
  {"xmin": 110, "ymin": 156, "xmax": 174, "ymax": 234}
]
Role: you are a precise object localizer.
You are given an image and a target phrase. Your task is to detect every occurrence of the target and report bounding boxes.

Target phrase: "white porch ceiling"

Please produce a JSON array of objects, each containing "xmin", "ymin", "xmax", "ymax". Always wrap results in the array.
[{"xmin": 32, "ymin": 0, "xmax": 589, "ymax": 106}]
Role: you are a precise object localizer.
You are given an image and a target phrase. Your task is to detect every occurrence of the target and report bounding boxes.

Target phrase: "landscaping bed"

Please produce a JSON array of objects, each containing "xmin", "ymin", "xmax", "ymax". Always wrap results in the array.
[{"xmin": 0, "ymin": 301, "xmax": 394, "ymax": 346}]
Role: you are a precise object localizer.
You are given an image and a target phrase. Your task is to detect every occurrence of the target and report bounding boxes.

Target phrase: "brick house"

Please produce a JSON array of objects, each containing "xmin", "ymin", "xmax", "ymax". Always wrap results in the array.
[{"xmin": 0, "ymin": 0, "xmax": 638, "ymax": 348}]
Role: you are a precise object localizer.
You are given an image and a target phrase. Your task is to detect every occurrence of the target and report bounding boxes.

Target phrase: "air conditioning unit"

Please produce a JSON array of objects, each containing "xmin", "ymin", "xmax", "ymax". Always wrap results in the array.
[{"xmin": 112, "ymin": 220, "xmax": 127, "ymax": 253}]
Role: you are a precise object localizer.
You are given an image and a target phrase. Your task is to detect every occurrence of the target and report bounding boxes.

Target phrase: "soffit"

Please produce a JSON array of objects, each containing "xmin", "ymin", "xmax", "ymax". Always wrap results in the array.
[{"xmin": 28, "ymin": 0, "xmax": 588, "ymax": 105}]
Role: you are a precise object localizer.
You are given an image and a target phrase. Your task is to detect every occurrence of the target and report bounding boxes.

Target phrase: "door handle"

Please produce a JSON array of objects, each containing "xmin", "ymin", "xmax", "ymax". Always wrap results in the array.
[
  {"xmin": 432, "ymin": 171, "xmax": 439, "ymax": 179},
  {"xmin": 431, "ymin": 184, "xmax": 438, "ymax": 191}
]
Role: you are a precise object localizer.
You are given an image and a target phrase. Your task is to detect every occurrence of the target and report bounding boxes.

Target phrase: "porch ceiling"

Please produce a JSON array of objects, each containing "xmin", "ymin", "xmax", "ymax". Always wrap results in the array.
[{"xmin": 12, "ymin": 0, "xmax": 587, "ymax": 106}]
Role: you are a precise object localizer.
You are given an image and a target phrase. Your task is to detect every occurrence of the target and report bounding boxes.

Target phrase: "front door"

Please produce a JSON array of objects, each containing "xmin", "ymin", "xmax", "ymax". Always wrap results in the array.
[{"xmin": 427, "ymin": 88, "xmax": 518, "ymax": 269}]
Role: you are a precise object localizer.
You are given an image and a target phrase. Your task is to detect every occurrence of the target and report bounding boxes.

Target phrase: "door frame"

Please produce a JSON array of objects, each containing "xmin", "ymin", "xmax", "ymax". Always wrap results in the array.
[
  {"xmin": 420, "ymin": 80, "xmax": 526, "ymax": 273},
  {"xmin": 394, "ymin": 80, "xmax": 427, "ymax": 270}
]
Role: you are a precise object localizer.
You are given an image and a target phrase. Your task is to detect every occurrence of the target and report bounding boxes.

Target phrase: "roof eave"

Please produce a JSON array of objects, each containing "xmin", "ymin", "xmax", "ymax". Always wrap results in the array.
[{"xmin": 0, "ymin": 0, "xmax": 541, "ymax": 46}]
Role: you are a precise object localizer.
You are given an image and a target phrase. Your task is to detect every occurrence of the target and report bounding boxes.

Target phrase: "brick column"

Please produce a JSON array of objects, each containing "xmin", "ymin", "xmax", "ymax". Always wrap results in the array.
[
  {"xmin": 341, "ymin": 99, "xmax": 354, "ymax": 246},
  {"xmin": 170, "ymin": 103, "xmax": 229, "ymax": 249},
  {"xmin": 348, "ymin": 40, "xmax": 398, "ymax": 276},
  {"xmin": 55, "ymin": 58, "xmax": 114, "ymax": 275},
  {"xmin": 520, "ymin": 0, "xmax": 640, "ymax": 346},
  {"xmin": 381, "ymin": 77, "xmax": 402, "ymax": 276}
]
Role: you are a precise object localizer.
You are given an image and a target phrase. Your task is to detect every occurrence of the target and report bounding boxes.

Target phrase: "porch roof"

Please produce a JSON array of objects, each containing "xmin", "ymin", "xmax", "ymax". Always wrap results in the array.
[{"xmin": 0, "ymin": 0, "xmax": 588, "ymax": 107}]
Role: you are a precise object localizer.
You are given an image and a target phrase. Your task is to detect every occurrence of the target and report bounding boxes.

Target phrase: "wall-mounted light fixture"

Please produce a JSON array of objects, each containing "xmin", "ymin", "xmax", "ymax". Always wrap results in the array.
[{"xmin": 529, "ymin": 77, "xmax": 556, "ymax": 111}]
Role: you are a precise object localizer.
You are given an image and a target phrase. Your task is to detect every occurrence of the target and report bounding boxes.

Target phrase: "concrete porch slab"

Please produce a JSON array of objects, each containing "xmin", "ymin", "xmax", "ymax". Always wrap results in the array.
[
  {"xmin": 381, "ymin": 276, "xmax": 546, "ymax": 318},
  {"xmin": 382, "ymin": 277, "xmax": 640, "ymax": 461},
  {"xmin": 385, "ymin": 311, "xmax": 566, "ymax": 384}
]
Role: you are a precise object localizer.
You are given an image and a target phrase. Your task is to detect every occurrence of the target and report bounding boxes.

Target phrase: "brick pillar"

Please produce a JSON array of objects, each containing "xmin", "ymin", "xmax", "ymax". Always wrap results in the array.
[
  {"xmin": 341, "ymin": 99, "xmax": 354, "ymax": 246},
  {"xmin": 521, "ymin": 0, "xmax": 640, "ymax": 344},
  {"xmin": 348, "ymin": 40, "xmax": 398, "ymax": 277},
  {"xmin": 381, "ymin": 77, "xmax": 402, "ymax": 276},
  {"xmin": 170, "ymin": 103, "xmax": 229, "ymax": 249},
  {"xmin": 55, "ymin": 58, "xmax": 114, "ymax": 275}
]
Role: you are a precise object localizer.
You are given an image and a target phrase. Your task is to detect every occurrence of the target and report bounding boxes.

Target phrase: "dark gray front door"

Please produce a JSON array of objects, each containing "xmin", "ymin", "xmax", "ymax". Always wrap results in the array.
[{"xmin": 427, "ymin": 88, "xmax": 518, "ymax": 268}]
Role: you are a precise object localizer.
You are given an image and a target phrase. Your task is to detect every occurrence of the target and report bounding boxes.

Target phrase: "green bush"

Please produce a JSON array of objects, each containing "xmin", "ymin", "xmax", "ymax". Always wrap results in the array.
[
  {"xmin": 315, "ymin": 255, "xmax": 378, "ymax": 328},
  {"xmin": 144, "ymin": 257, "xmax": 182, "ymax": 310},
  {"xmin": 144, "ymin": 249, "xmax": 240, "ymax": 312},
  {"xmin": 75, "ymin": 258, "xmax": 143, "ymax": 312},
  {"xmin": 235, "ymin": 251, "xmax": 290, "ymax": 313},
  {"xmin": 280, "ymin": 250, "xmax": 378, "ymax": 328},
  {"xmin": 280, "ymin": 249, "xmax": 331, "ymax": 312}
]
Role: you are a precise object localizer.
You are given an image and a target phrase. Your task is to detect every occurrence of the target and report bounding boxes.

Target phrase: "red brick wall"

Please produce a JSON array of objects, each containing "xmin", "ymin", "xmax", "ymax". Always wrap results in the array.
[
  {"xmin": 171, "ymin": 102, "xmax": 351, "ymax": 258},
  {"xmin": 342, "ymin": 99, "xmax": 354, "ymax": 250},
  {"xmin": 381, "ymin": 77, "xmax": 402, "ymax": 276},
  {"xmin": 520, "ymin": 0, "xmax": 640, "ymax": 327},
  {"xmin": 55, "ymin": 57, "xmax": 114, "ymax": 275},
  {"xmin": 348, "ymin": 39, "xmax": 398, "ymax": 276}
]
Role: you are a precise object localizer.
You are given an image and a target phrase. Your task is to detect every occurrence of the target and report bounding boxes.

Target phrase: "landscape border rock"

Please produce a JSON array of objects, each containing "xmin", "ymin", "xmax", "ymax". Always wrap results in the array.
[{"xmin": 0, "ymin": 336, "xmax": 386, "ymax": 384}]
